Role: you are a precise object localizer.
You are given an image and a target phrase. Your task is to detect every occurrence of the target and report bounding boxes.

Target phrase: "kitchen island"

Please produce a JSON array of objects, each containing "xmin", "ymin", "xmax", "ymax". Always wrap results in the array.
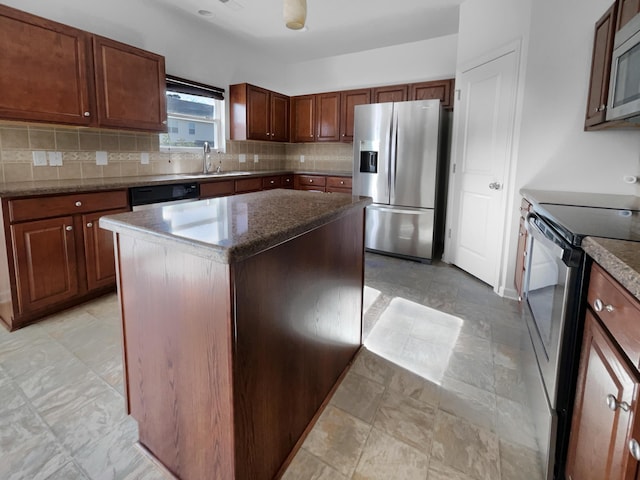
[{"xmin": 100, "ymin": 189, "xmax": 371, "ymax": 480}]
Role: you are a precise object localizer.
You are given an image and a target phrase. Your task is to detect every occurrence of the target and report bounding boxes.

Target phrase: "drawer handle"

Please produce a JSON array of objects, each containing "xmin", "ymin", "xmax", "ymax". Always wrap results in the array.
[
  {"xmin": 340, "ymin": 181, "xmax": 344, "ymax": 185},
  {"xmin": 86, "ymin": 222, "xmax": 93, "ymax": 228},
  {"xmin": 65, "ymin": 226, "xmax": 73, "ymax": 232},
  {"xmin": 606, "ymin": 394, "xmax": 630, "ymax": 412},
  {"xmin": 270, "ymin": 180, "xmax": 275, "ymax": 184},
  {"xmin": 75, "ymin": 201, "xmax": 82, "ymax": 207},
  {"xmin": 309, "ymin": 179, "xmax": 313, "ymax": 183},
  {"xmin": 594, "ymin": 298, "xmax": 615, "ymax": 313},
  {"xmin": 630, "ymin": 439, "xmax": 640, "ymax": 461}
]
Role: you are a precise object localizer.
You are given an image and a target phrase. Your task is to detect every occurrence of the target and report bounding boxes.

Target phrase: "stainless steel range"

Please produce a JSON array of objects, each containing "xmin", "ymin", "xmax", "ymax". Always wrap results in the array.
[{"xmin": 520, "ymin": 190, "xmax": 640, "ymax": 480}]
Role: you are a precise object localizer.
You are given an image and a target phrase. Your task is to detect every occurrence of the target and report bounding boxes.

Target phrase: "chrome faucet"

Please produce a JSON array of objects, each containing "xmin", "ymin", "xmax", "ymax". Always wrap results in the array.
[{"xmin": 203, "ymin": 142, "xmax": 211, "ymax": 174}]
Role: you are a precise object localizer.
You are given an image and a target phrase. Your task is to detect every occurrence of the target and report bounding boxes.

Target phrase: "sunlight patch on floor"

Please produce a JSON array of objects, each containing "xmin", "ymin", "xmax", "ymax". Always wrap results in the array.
[{"xmin": 364, "ymin": 297, "xmax": 462, "ymax": 385}]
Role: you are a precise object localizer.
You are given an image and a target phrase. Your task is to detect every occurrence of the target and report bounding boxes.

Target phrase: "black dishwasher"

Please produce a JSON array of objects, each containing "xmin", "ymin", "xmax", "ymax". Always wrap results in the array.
[{"xmin": 130, "ymin": 183, "xmax": 199, "ymax": 210}]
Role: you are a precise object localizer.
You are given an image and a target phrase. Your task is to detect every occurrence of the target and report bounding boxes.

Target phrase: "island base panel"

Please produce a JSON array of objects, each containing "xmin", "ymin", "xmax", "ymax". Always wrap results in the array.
[
  {"xmin": 232, "ymin": 209, "xmax": 364, "ymax": 480},
  {"xmin": 117, "ymin": 235, "xmax": 236, "ymax": 480}
]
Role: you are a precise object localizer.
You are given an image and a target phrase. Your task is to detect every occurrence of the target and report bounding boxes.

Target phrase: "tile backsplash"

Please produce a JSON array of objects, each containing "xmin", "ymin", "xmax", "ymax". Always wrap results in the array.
[{"xmin": 0, "ymin": 122, "xmax": 353, "ymax": 183}]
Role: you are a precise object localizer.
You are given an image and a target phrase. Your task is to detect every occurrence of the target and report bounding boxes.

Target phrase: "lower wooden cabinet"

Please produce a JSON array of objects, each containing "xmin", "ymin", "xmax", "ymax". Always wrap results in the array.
[
  {"xmin": 83, "ymin": 208, "xmax": 129, "ymax": 290},
  {"xmin": 1, "ymin": 190, "xmax": 129, "ymax": 330},
  {"xmin": 294, "ymin": 174, "xmax": 352, "ymax": 193},
  {"xmin": 11, "ymin": 216, "xmax": 79, "ymax": 315},
  {"xmin": 566, "ymin": 264, "xmax": 640, "ymax": 480}
]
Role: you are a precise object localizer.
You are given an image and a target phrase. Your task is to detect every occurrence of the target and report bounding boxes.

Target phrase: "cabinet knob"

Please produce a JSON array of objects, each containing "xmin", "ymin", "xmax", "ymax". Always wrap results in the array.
[
  {"xmin": 309, "ymin": 179, "xmax": 313, "ymax": 183},
  {"xmin": 266, "ymin": 132, "xmax": 270, "ymax": 136},
  {"xmin": 606, "ymin": 393, "xmax": 630, "ymax": 412},
  {"xmin": 285, "ymin": 178, "xmax": 290, "ymax": 182},
  {"xmin": 65, "ymin": 226, "xmax": 73, "ymax": 231},
  {"xmin": 340, "ymin": 181, "xmax": 344, "ymax": 185},
  {"xmin": 86, "ymin": 222, "xmax": 93, "ymax": 228},
  {"xmin": 270, "ymin": 180, "xmax": 275, "ymax": 184},
  {"xmin": 630, "ymin": 439, "xmax": 640, "ymax": 461},
  {"xmin": 593, "ymin": 298, "xmax": 615, "ymax": 313},
  {"xmin": 84, "ymin": 112, "xmax": 90, "ymax": 117},
  {"xmin": 75, "ymin": 201, "xmax": 82, "ymax": 207},
  {"xmin": 162, "ymin": 120, "xmax": 167, "ymax": 125}
]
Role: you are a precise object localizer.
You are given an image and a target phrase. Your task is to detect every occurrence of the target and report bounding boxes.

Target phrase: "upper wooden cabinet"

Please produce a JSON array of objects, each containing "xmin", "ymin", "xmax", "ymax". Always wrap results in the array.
[
  {"xmin": 315, "ymin": 92, "xmax": 341, "ymax": 142},
  {"xmin": 0, "ymin": 4, "xmax": 167, "ymax": 132},
  {"xmin": 340, "ymin": 89, "xmax": 371, "ymax": 143},
  {"xmin": 585, "ymin": 3, "xmax": 618, "ymax": 129},
  {"xmin": 0, "ymin": 5, "xmax": 93, "ymax": 126},
  {"xmin": 616, "ymin": 0, "xmax": 640, "ymax": 30},
  {"xmin": 93, "ymin": 36, "xmax": 167, "ymax": 132},
  {"xmin": 410, "ymin": 79, "xmax": 455, "ymax": 109},
  {"xmin": 372, "ymin": 85, "xmax": 408, "ymax": 103},
  {"xmin": 291, "ymin": 95, "xmax": 316, "ymax": 142},
  {"xmin": 230, "ymin": 83, "xmax": 290, "ymax": 142}
]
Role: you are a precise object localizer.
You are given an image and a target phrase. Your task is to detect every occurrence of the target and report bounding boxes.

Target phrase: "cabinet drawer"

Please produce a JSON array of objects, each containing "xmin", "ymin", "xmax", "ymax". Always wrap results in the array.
[
  {"xmin": 235, "ymin": 177, "xmax": 262, "ymax": 193},
  {"xmin": 262, "ymin": 176, "xmax": 282, "ymax": 189},
  {"xmin": 282, "ymin": 175, "xmax": 294, "ymax": 189},
  {"xmin": 200, "ymin": 180, "xmax": 234, "ymax": 199},
  {"xmin": 296, "ymin": 175, "xmax": 326, "ymax": 187},
  {"xmin": 588, "ymin": 263, "xmax": 640, "ymax": 368},
  {"xmin": 326, "ymin": 176, "xmax": 352, "ymax": 189},
  {"xmin": 9, "ymin": 190, "xmax": 129, "ymax": 223}
]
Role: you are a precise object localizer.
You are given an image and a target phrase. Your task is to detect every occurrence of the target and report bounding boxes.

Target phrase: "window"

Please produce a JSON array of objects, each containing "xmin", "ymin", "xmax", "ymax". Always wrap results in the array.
[{"xmin": 160, "ymin": 75, "xmax": 225, "ymax": 152}]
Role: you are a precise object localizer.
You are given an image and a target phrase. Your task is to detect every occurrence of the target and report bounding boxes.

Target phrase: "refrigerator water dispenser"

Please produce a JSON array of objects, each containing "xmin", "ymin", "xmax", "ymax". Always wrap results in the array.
[{"xmin": 360, "ymin": 151, "xmax": 378, "ymax": 173}]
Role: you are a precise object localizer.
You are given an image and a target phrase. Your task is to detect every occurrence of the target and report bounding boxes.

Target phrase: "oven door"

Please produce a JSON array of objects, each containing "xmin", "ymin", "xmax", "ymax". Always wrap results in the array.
[{"xmin": 524, "ymin": 213, "xmax": 580, "ymax": 408}]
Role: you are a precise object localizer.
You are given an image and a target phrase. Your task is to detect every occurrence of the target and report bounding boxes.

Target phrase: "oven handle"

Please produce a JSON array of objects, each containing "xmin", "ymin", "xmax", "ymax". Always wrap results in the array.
[{"xmin": 526, "ymin": 212, "xmax": 582, "ymax": 268}]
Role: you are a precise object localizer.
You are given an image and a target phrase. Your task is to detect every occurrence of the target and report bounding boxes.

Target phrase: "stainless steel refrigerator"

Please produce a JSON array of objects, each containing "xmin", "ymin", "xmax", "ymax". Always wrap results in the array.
[{"xmin": 352, "ymin": 99, "xmax": 443, "ymax": 262}]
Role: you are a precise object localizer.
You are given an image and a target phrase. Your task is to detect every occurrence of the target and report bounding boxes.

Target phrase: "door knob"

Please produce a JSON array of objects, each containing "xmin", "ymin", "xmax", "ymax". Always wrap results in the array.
[{"xmin": 489, "ymin": 182, "xmax": 502, "ymax": 190}]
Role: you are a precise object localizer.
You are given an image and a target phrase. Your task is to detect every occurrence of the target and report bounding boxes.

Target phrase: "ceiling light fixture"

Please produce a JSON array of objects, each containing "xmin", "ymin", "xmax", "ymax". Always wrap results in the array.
[{"xmin": 283, "ymin": 0, "xmax": 307, "ymax": 30}]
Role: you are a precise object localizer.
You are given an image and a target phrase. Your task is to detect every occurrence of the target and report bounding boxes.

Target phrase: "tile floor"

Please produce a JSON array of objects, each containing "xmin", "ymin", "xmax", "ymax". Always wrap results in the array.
[{"xmin": 0, "ymin": 253, "xmax": 543, "ymax": 480}]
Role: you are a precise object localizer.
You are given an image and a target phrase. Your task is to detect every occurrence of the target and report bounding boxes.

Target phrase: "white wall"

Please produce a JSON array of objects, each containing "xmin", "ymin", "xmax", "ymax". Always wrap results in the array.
[
  {"xmin": 455, "ymin": 0, "xmax": 640, "ymax": 298},
  {"xmin": 282, "ymin": 34, "xmax": 458, "ymax": 95}
]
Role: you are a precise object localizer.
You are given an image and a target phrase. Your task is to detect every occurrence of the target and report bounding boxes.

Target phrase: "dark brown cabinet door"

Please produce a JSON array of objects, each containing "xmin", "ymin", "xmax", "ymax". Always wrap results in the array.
[
  {"xmin": 246, "ymin": 85, "xmax": 271, "ymax": 141},
  {"xmin": 315, "ymin": 92, "xmax": 341, "ymax": 142},
  {"xmin": 617, "ymin": 0, "xmax": 640, "ymax": 31},
  {"xmin": 410, "ymin": 79, "xmax": 455, "ymax": 108},
  {"xmin": 585, "ymin": 4, "xmax": 617, "ymax": 129},
  {"xmin": 291, "ymin": 95, "xmax": 316, "ymax": 142},
  {"xmin": 0, "ymin": 5, "xmax": 93, "ymax": 126},
  {"xmin": 372, "ymin": 85, "xmax": 408, "ymax": 103},
  {"xmin": 83, "ymin": 208, "xmax": 128, "ymax": 291},
  {"xmin": 93, "ymin": 35, "xmax": 167, "ymax": 132},
  {"xmin": 270, "ymin": 92, "xmax": 290, "ymax": 142},
  {"xmin": 340, "ymin": 89, "xmax": 371, "ymax": 142},
  {"xmin": 11, "ymin": 216, "xmax": 78, "ymax": 314},
  {"xmin": 565, "ymin": 311, "xmax": 640, "ymax": 480}
]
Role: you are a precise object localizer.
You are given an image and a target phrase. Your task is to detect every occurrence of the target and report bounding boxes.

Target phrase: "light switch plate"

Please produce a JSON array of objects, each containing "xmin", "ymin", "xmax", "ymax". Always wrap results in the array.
[
  {"xmin": 300, "ymin": 155, "xmax": 305, "ymax": 163},
  {"xmin": 140, "ymin": 152, "xmax": 149, "ymax": 165},
  {"xmin": 32, "ymin": 151, "xmax": 47, "ymax": 166},
  {"xmin": 239, "ymin": 154, "xmax": 246, "ymax": 163},
  {"xmin": 254, "ymin": 154, "xmax": 259, "ymax": 163},
  {"xmin": 48, "ymin": 151, "xmax": 63, "ymax": 166},
  {"xmin": 96, "ymin": 151, "xmax": 108, "ymax": 166}
]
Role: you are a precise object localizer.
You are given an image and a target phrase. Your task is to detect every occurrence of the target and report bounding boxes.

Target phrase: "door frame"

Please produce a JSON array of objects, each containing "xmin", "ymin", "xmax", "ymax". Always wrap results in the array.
[{"xmin": 443, "ymin": 39, "xmax": 524, "ymax": 297}]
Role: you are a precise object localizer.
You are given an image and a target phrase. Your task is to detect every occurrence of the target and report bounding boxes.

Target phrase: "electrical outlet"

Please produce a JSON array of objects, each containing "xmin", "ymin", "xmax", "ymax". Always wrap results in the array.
[
  {"xmin": 32, "ymin": 151, "xmax": 47, "ymax": 166},
  {"xmin": 300, "ymin": 155, "xmax": 305, "ymax": 163},
  {"xmin": 254, "ymin": 154, "xmax": 259, "ymax": 163},
  {"xmin": 48, "ymin": 151, "xmax": 63, "ymax": 166},
  {"xmin": 96, "ymin": 151, "xmax": 108, "ymax": 165},
  {"xmin": 140, "ymin": 152, "xmax": 149, "ymax": 165},
  {"xmin": 239, "ymin": 154, "xmax": 246, "ymax": 163}
]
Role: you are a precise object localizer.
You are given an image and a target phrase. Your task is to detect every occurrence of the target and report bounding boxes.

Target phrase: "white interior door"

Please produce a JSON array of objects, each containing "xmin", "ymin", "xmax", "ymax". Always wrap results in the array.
[{"xmin": 447, "ymin": 50, "xmax": 518, "ymax": 287}]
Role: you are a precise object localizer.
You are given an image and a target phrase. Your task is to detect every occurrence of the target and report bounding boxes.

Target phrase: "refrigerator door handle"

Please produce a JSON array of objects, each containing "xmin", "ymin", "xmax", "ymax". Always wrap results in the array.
[{"xmin": 389, "ymin": 106, "xmax": 398, "ymax": 203}]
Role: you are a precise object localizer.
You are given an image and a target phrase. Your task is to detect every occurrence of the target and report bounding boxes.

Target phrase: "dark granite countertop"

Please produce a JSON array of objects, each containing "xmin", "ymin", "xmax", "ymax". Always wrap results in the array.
[
  {"xmin": 0, "ymin": 170, "xmax": 352, "ymax": 197},
  {"xmin": 100, "ymin": 189, "xmax": 371, "ymax": 264},
  {"xmin": 582, "ymin": 236, "xmax": 640, "ymax": 302}
]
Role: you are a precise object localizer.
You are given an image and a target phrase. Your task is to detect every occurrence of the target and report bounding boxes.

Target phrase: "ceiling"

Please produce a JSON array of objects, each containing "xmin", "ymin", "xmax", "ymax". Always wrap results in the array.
[{"xmin": 152, "ymin": 0, "xmax": 462, "ymax": 63}]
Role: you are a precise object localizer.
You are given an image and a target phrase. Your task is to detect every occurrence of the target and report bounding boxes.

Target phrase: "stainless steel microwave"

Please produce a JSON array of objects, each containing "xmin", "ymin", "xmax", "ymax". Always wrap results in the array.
[{"xmin": 606, "ymin": 13, "xmax": 640, "ymax": 122}]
